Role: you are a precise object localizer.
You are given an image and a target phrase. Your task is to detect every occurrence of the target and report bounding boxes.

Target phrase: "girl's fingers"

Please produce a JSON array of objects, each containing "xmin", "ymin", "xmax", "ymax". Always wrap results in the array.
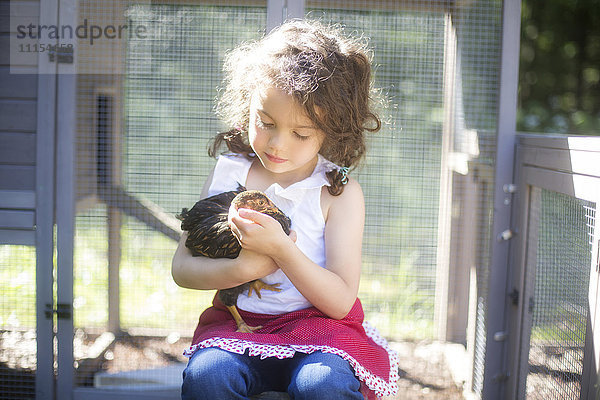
[
  {"xmin": 229, "ymin": 221, "xmax": 241, "ymax": 243},
  {"xmin": 228, "ymin": 207, "xmax": 249, "ymax": 243},
  {"xmin": 230, "ymin": 209, "xmax": 288, "ymax": 250},
  {"xmin": 230, "ymin": 214, "xmax": 262, "ymax": 246},
  {"xmin": 231, "ymin": 214, "xmax": 257, "ymax": 231},
  {"xmin": 237, "ymin": 208, "xmax": 254, "ymax": 218},
  {"xmin": 237, "ymin": 208, "xmax": 274, "ymax": 226}
]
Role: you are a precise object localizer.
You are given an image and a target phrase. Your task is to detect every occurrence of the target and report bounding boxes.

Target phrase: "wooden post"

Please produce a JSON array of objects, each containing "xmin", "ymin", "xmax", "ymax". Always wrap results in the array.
[
  {"xmin": 35, "ymin": 1, "xmax": 58, "ymax": 398},
  {"xmin": 108, "ymin": 206, "xmax": 122, "ymax": 334},
  {"xmin": 434, "ymin": 12, "xmax": 457, "ymax": 341},
  {"xmin": 97, "ymin": 92, "xmax": 123, "ymax": 335}
]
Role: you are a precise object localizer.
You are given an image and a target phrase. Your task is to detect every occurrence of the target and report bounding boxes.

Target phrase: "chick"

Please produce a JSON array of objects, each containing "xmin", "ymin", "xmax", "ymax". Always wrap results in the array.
[{"xmin": 178, "ymin": 188, "xmax": 291, "ymax": 332}]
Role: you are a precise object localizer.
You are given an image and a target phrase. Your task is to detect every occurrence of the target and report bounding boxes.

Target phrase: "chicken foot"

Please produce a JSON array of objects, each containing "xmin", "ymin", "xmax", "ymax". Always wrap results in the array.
[
  {"xmin": 224, "ymin": 281, "xmax": 282, "ymax": 333},
  {"xmin": 225, "ymin": 305, "xmax": 263, "ymax": 333},
  {"xmin": 248, "ymin": 280, "xmax": 282, "ymax": 298}
]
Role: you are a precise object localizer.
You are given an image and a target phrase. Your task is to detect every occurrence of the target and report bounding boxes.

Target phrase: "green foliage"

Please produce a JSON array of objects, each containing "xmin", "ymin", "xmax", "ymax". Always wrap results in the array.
[
  {"xmin": 0, "ymin": 246, "xmax": 36, "ymax": 329},
  {"xmin": 360, "ymin": 252, "xmax": 435, "ymax": 340},
  {"xmin": 528, "ymin": 190, "xmax": 592, "ymax": 350},
  {"xmin": 118, "ymin": 216, "xmax": 214, "ymax": 330},
  {"xmin": 72, "ymin": 207, "xmax": 214, "ymax": 331},
  {"xmin": 1, "ymin": 222, "xmax": 432, "ymax": 339},
  {"xmin": 518, "ymin": 0, "xmax": 600, "ymax": 134}
]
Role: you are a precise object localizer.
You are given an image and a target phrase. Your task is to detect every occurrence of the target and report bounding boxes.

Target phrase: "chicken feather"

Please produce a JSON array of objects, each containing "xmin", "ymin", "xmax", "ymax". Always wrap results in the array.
[{"xmin": 178, "ymin": 187, "xmax": 291, "ymax": 332}]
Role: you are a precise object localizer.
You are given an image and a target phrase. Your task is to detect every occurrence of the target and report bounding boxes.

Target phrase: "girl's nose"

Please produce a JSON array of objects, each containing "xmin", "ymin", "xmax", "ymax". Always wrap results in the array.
[{"xmin": 268, "ymin": 130, "xmax": 286, "ymax": 150}]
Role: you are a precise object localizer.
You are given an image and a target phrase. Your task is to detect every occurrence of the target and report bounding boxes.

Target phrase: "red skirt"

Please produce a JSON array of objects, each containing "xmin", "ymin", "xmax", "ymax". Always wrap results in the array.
[{"xmin": 184, "ymin": 296, "xmax": 398, "ymax": 399}]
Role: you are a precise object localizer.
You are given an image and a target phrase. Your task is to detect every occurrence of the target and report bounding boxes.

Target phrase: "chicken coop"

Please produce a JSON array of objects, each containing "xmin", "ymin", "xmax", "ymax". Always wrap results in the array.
[{"xmin": 1, "ymin": 0, "xmax": 600, "ymax": 399}]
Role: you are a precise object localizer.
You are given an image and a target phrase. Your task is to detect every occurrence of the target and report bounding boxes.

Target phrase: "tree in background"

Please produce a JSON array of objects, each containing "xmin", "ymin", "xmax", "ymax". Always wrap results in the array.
[{"xmin": 518, "ymin": 0, "xmax": 600, "ymax": 135}]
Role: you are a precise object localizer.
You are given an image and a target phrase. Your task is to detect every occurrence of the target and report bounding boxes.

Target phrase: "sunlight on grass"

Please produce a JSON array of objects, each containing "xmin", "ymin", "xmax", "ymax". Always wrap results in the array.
[
  {"xmin": 360, "ymin": 252, "xmax": 434, "ymax": 340},
  {"xmin": 72, "ymin": 207, "xmax": 215, "ymax": 332},
  {"xmin": 0, "ymin": 245, "xmax": 36, "ymax": 330},
  {"xmin": 2, "ymin": 208, "xmax": 434, "ymax": 340}
]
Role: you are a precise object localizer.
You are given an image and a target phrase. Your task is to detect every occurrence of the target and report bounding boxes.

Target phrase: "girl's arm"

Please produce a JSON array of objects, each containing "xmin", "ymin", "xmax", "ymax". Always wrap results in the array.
[
  {"xmin": 230, "ymin": 178, "xmax": 364, "ymax": 319},
  {"xmin": 171, "ymin": 234, "xmax": 279, "ymax": 290},
  {"xmin": 171, "ymin": 167, "xmax": 279, "ymax": 290}
]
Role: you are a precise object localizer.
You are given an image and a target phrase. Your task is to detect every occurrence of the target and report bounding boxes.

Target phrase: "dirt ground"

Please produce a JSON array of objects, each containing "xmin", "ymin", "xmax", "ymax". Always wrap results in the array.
[
  {"xmin": 2, "ymin": 329, "xmax": 584, "ymax": 399},
  {"xmin": 1, "ymin": 330, "xmax": 465, "ymax": 399},
  {"xmin": 387, "ymin": 341, "xmax": 464, "ymax": 400}
]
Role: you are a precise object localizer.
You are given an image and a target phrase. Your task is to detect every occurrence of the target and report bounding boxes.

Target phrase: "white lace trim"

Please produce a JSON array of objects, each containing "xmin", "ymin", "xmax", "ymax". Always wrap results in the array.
[{"xmin": 183, "ymin": 321, "xmax": 399, "ymax": 398}]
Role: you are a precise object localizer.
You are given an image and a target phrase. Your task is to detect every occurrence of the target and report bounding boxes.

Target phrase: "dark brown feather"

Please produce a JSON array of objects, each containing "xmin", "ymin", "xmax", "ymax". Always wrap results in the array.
[
  {"xmin": 178, "ymin": 188, "xmax": 243, "ymax": 259},
  {"xmin": 178, "ymin": 188, "xmax": 291, "ymax": 308}
]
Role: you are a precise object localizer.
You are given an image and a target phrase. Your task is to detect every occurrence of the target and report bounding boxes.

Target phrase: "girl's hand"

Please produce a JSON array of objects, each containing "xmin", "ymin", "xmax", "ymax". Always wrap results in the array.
[{"xmin": 229, "ymin": 206, "xmax": 296, "ymax": 257}]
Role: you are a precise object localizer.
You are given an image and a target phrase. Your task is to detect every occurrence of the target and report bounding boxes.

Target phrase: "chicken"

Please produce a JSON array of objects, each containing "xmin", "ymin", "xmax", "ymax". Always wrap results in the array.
[{"xmin": 178, "ymin": 187, "xmax": 291, "ymax": 332}]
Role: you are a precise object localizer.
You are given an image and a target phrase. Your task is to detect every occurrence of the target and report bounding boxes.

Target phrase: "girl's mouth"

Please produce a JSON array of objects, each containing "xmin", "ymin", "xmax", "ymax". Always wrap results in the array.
[{"xmin": 265, "ymin": 153, "xmax": 287, "ymax": 163}]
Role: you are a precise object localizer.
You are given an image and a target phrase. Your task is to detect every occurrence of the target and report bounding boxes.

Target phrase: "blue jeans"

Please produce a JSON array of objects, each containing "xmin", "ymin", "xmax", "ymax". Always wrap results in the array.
[{"xmin": 181, "ymin": 347, "xmax": 363, "ymax": 399}]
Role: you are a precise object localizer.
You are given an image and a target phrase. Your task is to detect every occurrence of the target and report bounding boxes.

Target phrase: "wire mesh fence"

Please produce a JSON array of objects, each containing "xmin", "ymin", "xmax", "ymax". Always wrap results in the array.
[
  {"xmin": 523, "ymin": 190, "xmax": 595, "ymax": 399},
  {"xmin": 0, "ymin": 245, "xmax": 37, "ymax": 399},
  {"xmin": 1, "ymin": 0, "xmax": 508, "ymax": 398},
  {"xmin": 69, "ymin": 2, "xmax": 269, "ymax": 392}
]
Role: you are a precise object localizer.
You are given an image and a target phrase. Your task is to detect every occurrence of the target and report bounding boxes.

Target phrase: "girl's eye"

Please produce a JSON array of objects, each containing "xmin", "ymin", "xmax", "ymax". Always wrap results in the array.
[
  {"xmin": 256, "ymin": 118, "xmax": 274, "ymax": 129},
  {"xmin": 294, "ymin": 132, "xmax": 310, "ymax": 141}
]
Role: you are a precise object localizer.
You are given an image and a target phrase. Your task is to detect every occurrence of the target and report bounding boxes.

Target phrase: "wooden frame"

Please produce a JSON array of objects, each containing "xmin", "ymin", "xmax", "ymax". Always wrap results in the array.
[
  {"xmin": 50, "ymin": 1, "xmax": 297, "ymax": 398},
  {"xmin": 35, "ymin": 0, "xmax": 59, "ymax": 396},
  {"xmin": 19, "ymin": 0, "xmax": 576, "ymax": 398},
  {"xmin": 55, "ymin": 0, "xmax": 78, "ymax": 397},
  {"xmin": 506, "ymin": 135, "xmax": 600, "ymax": 399}
]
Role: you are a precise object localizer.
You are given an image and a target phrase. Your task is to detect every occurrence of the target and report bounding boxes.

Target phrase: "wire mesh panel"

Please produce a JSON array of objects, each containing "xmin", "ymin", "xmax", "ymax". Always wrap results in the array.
[
  {"xmin": 305, "ymin": 0, "xmax": 502, "ymax": 357},
  {"xmin": 0, "ymin": 245, "xmax": 37, "ymax": 399},
  {"xmin": 71, "ymin": 0, "xmax": 267, "ymax": 392},
  {"xmin": 28, "ymin": 0, "xmax": 505, "ymax": 396},
  {"xmin": 305, "ymin": 4, "xmax": 447, "ymax": 339},
  {"xmin": 122, "ymin": 1, "xmax": 266, "ymax": 332},
  {"xmin": 305, "ymin": 0, "xmax": 502, "ymax": 343},
  {"xmin": 521, "ymin": 189, "xmax": 595, "ymax": 399}
]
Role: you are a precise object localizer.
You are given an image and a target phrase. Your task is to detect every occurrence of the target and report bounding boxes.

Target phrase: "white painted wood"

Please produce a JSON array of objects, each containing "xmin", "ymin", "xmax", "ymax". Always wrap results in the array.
[
  {"xmin": 483, "ymin": 0, "xmax": 522, "ymax": 397},
  {"xmin": 35, "ymin": 0, "xmax": 58, "ymax": 396},
  {"xmin": 266, "ymin": 0, "xmax": 285, "ymax": 32},
  {"xmin": 285, "ymin": 0, "xmax": 304, "ymax": 19},
  {"xmin": 0, "ymin": 190, "xmax": 36, "ymax": 208},
  {"xmin": 508, "ymin": 138, "xmax": 600, "ymax": 399},
  {"xmin": 0, "ymin": 132, "xmax": 36, "ymax": 164},
  {"xmin": 0, "ymin": 209, "xmax": 35, "ymax": 228},
  {"xmin": 0, "ymin": 164, "xmax": 35, "ymax": 190},
  {"xmin": 0, "ymin": 67, "xmax": 37, "ymax": 97},
  {"xmin": 0, "ymin": 228, "xmax": 35, "ymax": 245},
  {"xmin": 518, "ymin": 135, "xmax": 600, "ymax": 152},
  {"xmin": 55, "ymin": 0, "xmax": 78, "ymax": 397},
  {"xmin": 434, "ymin": 13, "xmax": 457, "ymax": 341}
]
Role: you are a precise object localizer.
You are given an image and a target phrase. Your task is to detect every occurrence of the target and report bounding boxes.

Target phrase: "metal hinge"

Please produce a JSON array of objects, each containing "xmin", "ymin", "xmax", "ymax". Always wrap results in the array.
[
  {"xmin": 44, "ymin": 303, "xmax": 72, "ymax": 320},
  {"xmin": 508, "ymin": 288, "xmax": 519, "ymax": 305},
  {"xmin": 492, "ymin": 372, "xmax": 510, "ymax": 383}
]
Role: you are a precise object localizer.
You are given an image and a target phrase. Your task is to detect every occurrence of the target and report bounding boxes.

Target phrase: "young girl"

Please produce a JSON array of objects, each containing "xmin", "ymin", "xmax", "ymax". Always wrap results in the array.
[{"xmin": 172, "ymin": 19, "xmax": 398, "ymax": 399}]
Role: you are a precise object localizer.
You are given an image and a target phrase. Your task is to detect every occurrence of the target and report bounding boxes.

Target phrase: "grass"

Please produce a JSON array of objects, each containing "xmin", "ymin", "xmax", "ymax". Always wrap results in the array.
[
  {"xmin": 1, "ymin": 205, "xmax": 434, "ymax": 340},
  {"xmin": 0, "ymin": 245, "xmax": 36, "ymax": 329}
]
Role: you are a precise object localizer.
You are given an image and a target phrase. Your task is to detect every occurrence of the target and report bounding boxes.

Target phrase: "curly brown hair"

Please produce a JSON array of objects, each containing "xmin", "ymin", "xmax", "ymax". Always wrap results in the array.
[{"xmin": 209, "ymin": 19, "xmax": 381, "ymax": 195}]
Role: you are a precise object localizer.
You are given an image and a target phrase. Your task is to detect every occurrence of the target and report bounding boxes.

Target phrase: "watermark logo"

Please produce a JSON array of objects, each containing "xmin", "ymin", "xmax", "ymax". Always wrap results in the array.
[
  {"xmin": 16, "ymin": 19, "xmax": 147, "ymax": 46},
  {"xmin": 10, "ymin": 5, "xmax": 150, "ymax": 75}
]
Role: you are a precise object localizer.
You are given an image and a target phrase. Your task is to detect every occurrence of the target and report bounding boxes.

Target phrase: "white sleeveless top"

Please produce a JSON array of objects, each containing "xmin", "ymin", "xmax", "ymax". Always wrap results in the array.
[{"xmin": 207, "ymin": 153, "xmax": 339, "ymax": 314}]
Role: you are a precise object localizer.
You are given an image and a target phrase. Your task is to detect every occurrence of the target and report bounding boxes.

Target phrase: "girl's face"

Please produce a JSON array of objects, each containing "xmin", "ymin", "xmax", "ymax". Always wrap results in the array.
[{"xmin": 248, "ymin": 86, "xmax": 325, "ymax": 182}]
